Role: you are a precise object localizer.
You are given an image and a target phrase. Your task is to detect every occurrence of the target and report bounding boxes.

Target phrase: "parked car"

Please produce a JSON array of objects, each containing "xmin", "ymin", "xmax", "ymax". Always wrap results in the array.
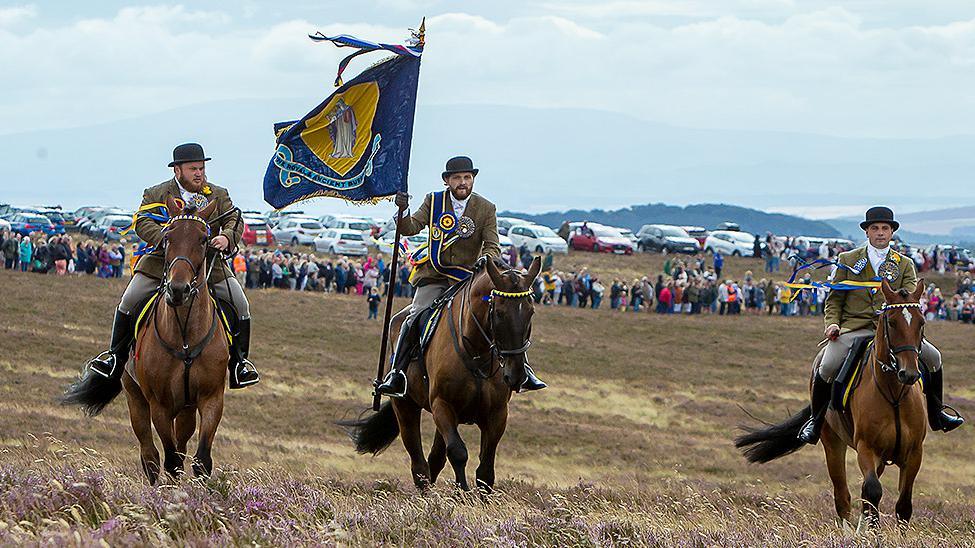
[
  {"xmin": 9, "ymin": 213, "xmax": 57, "ymax": 236},
  {"xmin": 0, "ymin": 218, "xmax": 10, "ymax": 232},
  {"xmin": 568, "ymin": 223, "xmax": 634, "ymax": 254},
  {"xmin": 375, "ymin": 229, "xmax": 428, "ymax": 255},
  {"xmin": 508, "ymin": 224, "xmax": 569, "ymax": 254},
  {"xmin": 497, "ymin": 216, "xmax": 531, "ymax": 236},
  {"xmin": 35, "ymin": 208, "xmax": 68, "ymax": 233},
  {"xmin": 267, "ymin": 209, "xmax": 307, "ymax": 227},
  {"xmin": 715, "ymin": 221, "xmax": 741, "ymax": 231},
  {"xmin": 90, "ymin": 214, "xmax": 134, "ymax": 240},
  {"xmin": 681, "ymin": 226, "xmax": 709, "ymax": 246},
  {"xmin": 272, "ymin": 218, "xmax": 325, "ymax": 245},
  {"xmin": 241, "ymin": 217, "xmax": 275, "ymax": 247},
  {"xmin": 704, "ymin": 230, "xmax": 757, "ymax": 256},
  {"xmin": 793, "ymin": 236, "xmax": 829, "ymax": 260},
  {"xmin": 617, "ymin": 227, "xmax": 639, "ymax": 247},
  {"xmin": 80, "ymin": 207, "xmax": 127, "ymax": 234},
  {"xmin": 636, "ymin": 224, "xmax": 701, "ymax": 254},
  {"xmin": 314, "ymin": 228, "xmax": 369, "ymax": 256},
  {"xmin": 498, "ymin": 233, "xmax": 514, "ymax": 253},
  {"xmin": 329, "ymin": 215, "xmax": 376, "ymax": 236}
]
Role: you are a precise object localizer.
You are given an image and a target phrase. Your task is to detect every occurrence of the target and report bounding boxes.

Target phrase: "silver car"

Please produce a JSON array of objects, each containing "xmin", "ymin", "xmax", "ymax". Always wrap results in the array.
[
  {"xmin": 314, "ymin": 228, "xmax": 369, "ymax": 256},
  {"xmin": 272, "ymin": 218, "xmax": 324, "ymax": 246}
]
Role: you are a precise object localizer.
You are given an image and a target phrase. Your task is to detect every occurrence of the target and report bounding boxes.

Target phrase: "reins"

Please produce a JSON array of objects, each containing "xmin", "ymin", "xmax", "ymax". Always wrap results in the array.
[{"xmin": 151, "ymin": 211, "xmax": 232, "ymax": 405}]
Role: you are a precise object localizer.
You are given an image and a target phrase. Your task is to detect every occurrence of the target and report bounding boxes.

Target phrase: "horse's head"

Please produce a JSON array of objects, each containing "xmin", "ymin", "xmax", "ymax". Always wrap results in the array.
[
  {"xmin": 878, "ymin": 278, "xmax": 926, "ymax": 385},
  {"xmin": 481, "ymin": 255, "xmax": 542, "ymax": 391},
  {"xmin": 162, "ymin": 196, "xmax": 216, "ymax": 307}
]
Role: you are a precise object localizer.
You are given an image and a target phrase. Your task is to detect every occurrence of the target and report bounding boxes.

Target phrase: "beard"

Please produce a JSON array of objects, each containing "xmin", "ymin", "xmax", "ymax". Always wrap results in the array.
[
  {"xmin": 449, "ymin": 185, "xmax": 472, "ymax": 200},
  {"xmin": 177, "ymin": 171, "xmax": 205, "ymax": 193}
]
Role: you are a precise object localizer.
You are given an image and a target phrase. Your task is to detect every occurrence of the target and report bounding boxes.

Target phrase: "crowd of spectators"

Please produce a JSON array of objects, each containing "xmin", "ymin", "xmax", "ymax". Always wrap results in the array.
[
  {"xmin": 5, "ymin": 228, "xmax": 975, "ymax": 326},
  {"xmin": 1, "ymin": 230, "xmax": 126, "ymax": 278}
]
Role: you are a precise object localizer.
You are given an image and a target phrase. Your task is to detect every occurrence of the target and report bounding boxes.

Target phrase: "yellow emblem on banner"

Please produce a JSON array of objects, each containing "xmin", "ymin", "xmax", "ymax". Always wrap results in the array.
[{"xmin": 300, "ymin": 82, "xmax": 380, "ymax": 177}]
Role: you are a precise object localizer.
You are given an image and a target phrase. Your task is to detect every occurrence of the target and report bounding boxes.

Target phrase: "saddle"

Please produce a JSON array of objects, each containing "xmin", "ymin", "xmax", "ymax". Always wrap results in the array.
[
  {"xmin": 415, "ymin": 280, "xmax": 468, "ymax": 355},
  {"xmin": 829, "ymin": 335, "xmax": 930, "ymax": 412}
]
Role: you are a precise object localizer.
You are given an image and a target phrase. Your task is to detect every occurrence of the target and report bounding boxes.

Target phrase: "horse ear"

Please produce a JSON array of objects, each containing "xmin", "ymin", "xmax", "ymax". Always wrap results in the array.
[
  {"xmin": 526, "ymin": 256, "xmax": 542, "ymax": 283},
  {"xmin": 912, "ymin": 278, "xmax": 925, "ymax": 301},
  {"xmin": 880, "ymin": 277, "xmax": 895, "ymax": 301},
  {"xmin": 485, "ymin": 256, "xmax": 505, "ymax": 288},
  {"xmin": 199, "ymin": 199, "xmax": 218, "ymax": 221},
  {"xmin": 166, "ymin": 196, "xmax": 181, "ymax": 217}
]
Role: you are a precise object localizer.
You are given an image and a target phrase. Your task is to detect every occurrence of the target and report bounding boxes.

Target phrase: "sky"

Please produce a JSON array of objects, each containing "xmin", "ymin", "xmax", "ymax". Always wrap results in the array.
[{"xmin": 2, "ymin": 1, "xmax": 975, "ymax": 218}]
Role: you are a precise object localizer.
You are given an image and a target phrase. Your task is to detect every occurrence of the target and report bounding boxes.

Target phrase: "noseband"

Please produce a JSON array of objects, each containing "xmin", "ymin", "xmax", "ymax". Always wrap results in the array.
[{"xmin": 877, "ymin": 302, "xmax": 924, "ymax": 374}]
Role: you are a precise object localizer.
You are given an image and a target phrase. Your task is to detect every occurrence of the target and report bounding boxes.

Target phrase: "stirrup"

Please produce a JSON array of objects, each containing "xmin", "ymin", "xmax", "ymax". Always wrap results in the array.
[
  {"xmin": 231, "ymin": 358, "xmax": 260, "ymax": 388},
  {"xmin": 938, "ymin": 404, "xmax": 965, "ymax": 432},
  {"xmin": 375, "ymin": 370, "xmax": 407, "ymax": 398},
  {"xmin": 87, "ymin": 351, "xmax": 117, "ymax": 378}
]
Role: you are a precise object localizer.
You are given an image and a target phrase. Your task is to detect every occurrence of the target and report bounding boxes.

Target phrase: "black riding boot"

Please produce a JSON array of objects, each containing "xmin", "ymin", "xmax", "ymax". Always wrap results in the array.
[
  {"xmin": 925, "ymin": 369, "xmax": 964, "ymax": 432},
  {"xmin": 229, "ymin": 318, "xmax": 260, "ymax": 389},
  {"xmin": 88, "ymin": 309, "xmax": 136, "ymax": 379},
  {"xmin": 520, "ymin": 363, "xmax": 547, "ymax": 392},
  {"xmin": 798, "ymin": 374, "xmax": 832, "ymax": 445},
  {"xmin": 375, "ymin": 320, "xmax": 416, "ymax": 398}
]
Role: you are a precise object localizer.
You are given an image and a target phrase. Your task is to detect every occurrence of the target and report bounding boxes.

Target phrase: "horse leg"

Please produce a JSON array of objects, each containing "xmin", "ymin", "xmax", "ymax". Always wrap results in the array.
[
  {"xmin": 175, "ymin": 406, "xmax": 196, "ymax": 463},
  {"xmin": 475, "ymin": 409, "xmax": 508, "ymax": 494},
  {"xmin": 122, "ymin": 373, "xmax": 159, "ymax": 485},
  {"xmin": 192, "ymin": 392, "xmax": 224, "ymax": 478},
  {"xmin": 821, "ymin": 423, "xmax": 852, "ymax": 524},
  {"xmin": 149, "ymin": 403, "xmax": 183, "ymax": 481},
  {"xmin": 895, "ymin": 448, "xmax": 922, "ymax": 528},
  {"xmin": 432, "ymin": 399, "xmax": 468, "ymax": 491},
  {"xmin": 856, "ymin": 444, "xmax": 883, "ymax": 528},
  {"xmin": 428, "ymin": 432, "xmax": 447, "ymax": 485},
  {"xmin": 392, "ymin": 399, "xmax": 430, "ymax": 489}
]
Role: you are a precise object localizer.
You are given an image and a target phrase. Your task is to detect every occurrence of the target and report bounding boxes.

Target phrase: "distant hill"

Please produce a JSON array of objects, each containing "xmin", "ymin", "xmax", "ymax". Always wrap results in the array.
[{"xmin": 500, "ymin": 203, "xmax": 840, "ymax": 237}]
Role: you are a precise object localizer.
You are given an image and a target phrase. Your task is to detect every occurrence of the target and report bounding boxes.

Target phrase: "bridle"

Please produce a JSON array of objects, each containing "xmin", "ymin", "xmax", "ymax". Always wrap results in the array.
[
  {"xmin": 161, "ymin": 214, "xmax": 213, "ymax": 300},
  {"xmin": 452, "ymin": 270, "xmax": 534, "ymax": 380},
  {"xmin": 871, "ymin": 300, "xmax": 924, "ymax": 464},
  {"xmin": 876, "ymin": 302, "xmax": 924, "ymax": 375}
]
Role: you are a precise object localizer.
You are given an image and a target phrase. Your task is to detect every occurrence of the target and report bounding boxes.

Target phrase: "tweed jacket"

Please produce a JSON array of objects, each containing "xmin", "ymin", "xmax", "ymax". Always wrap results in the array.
[
  {"xmin": 824, "ymin": 245, "xmax": 918, "ymax": 333},
  {"xmin": 134, "ymin": 178, "xmax": 243, "ymax": 283},
  {"xmin": 399, "ymin": 191, "xmax": 501, "ymax": 286}
]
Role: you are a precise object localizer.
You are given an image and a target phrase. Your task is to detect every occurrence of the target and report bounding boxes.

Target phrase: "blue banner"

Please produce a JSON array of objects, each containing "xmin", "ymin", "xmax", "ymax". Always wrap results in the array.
[{"xmin": 263, "ymin": 53, "xmax": 421, "ymax": 208}]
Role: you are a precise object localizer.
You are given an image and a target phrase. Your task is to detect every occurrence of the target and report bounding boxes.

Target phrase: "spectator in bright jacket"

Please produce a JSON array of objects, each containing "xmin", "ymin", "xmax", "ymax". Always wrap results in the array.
[{"xmin": 18, "ymin": 235, "xmax": 32, "ymax": 271}]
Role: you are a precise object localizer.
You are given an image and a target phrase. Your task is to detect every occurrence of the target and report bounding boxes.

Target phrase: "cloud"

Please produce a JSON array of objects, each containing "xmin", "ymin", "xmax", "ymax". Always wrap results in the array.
[
  {"xmin": 2, "ymin": 3, "xmax": 975, "ymax": 139},
  {"xmin": 0, "ymin": 4, "xmax": 37, "ymax": 27}
]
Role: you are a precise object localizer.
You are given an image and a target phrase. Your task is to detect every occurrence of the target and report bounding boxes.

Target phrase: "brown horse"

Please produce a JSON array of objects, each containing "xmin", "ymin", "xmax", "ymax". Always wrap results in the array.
[
  {"xmin": 736, "ymin": 279, "xmax": 928, "ymax": 528},
  {"xmin": 341, "ymin": 256, "xmax": 541, "ymax": 492},
  {"xmin": 62, "ymin": 198, "xmax": 229, "ymax": 484}
]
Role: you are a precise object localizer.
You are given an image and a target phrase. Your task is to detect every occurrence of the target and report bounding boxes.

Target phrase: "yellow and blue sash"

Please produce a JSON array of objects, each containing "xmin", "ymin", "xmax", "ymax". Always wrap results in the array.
[{"xmin": 411, "ymin": 191, "xmax": 472, "ymax": 283}]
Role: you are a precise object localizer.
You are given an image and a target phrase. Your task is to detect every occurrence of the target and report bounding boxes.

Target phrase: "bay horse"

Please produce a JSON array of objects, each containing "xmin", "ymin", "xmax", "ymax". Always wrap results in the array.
[
  {"xmin": 735, "ymin": 279, "xmax": 928, "ymax": 528},
  {"xmin": 62, "ymin": 197, "xmax": 229, "ymax": 484},
  {"xmin": 341, "ymin": 256, "xmax": 542, "ymax": 492}
]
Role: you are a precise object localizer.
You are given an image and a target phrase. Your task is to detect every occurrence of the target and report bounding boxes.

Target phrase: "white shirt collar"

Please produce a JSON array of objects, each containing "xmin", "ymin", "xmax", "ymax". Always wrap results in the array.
[
  {"xmin": 449, "ymin": 192, "xmax": 470, "ymax": 216},
  {"xmin": 867, "ymin": 243, "xmax": 890, "ymax": 273},
  {"xmin": 867, "ymin": 243, "xmax": 890, "ymax": 257}
]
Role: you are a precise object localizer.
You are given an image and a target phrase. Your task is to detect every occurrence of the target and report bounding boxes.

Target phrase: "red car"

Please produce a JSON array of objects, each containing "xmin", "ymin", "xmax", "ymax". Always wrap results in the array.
[
  {"xmin": 568, "ymin": 223, "xmax": 634, "ymax": 254},
  {"xmin": 242, "ymin": 218, "xmax": 275, "ymax": 247}
]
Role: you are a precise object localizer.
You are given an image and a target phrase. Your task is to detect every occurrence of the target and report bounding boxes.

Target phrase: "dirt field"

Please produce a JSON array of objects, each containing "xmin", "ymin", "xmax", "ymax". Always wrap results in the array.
[{"xmin": 1, "ymin": 255, "xmax": 973, "ymax": 545}]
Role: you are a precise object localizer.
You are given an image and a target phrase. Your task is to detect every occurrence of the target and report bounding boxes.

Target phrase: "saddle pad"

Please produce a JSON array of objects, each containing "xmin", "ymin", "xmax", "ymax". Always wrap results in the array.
[{"xmin": 417, "ymin": 305, "xmax": 443, "ymax": 353}]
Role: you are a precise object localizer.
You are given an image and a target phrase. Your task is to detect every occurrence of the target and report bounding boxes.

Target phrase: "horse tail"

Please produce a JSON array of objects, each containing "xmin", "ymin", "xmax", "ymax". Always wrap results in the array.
[
  {"xmin": 60, "ymin": 372, "xmax": 123, "ymax": 417},
  {"xmin": 733, "ymin": 405, "xmax": 812, "ymax": 464},
  {"xmin": 337, "ymin": 401, "xmax": 400, "ymax": 455}
]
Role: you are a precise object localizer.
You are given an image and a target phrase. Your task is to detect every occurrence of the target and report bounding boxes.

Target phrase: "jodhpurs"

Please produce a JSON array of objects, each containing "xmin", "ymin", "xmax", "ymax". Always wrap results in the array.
[
  {"xmin": 817, "ymin": 327, "xmax": 942, "ymax": 382},
  {"xmin": 117, "ymin": 272, "xmax": 251, "ymax": 320}
]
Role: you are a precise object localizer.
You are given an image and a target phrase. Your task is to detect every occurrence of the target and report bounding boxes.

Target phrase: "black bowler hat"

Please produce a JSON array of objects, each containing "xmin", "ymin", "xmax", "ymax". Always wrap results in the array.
[
  {"xmin": 441, "ymin": 156, "xmax": 479, "ymax": 180},
  {"xmin": 860, "ymin": 206, "xmax": 899, "ymax": 232},
  {"xmin": 168, "ymin": 143, "xmax": 211, "ymax": 167}
]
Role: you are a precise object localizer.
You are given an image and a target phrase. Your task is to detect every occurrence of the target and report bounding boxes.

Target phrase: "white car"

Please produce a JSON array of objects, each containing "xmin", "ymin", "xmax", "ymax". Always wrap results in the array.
[
  {"xmin": 704, "ymin": 230, "xmax": 757, "ymax": 257},
  {"xmin": 616, "ymin": 227, "xmax": 639, "ymax": 247},
  {"xmin": 375, "ymin": 229, "xmax": 428, "ymax": 255},
  {"xmin": 497, "ymin": 216, "xmax": 531, "ymax": 236},
  {"xmin": 498, "ymin": 233, "xmax": 514, "ymax": 253},
  {"xmin": 508, "ymin": 224, "xmax": 569, "ymax": 254},
  {"xmin": 272, "ymin": 218, "xmax": 325, "ymax": 245},
  {"xmin": 314, "ymin": 228, "xmax": 368, "ymax": 256},
  {"xmin": 330, "ymin": 215, "xmax": 376, "ymax": 236},
  {"xmin": 0, "ymin": 218, "xmax": 10, "ymax": 232}
]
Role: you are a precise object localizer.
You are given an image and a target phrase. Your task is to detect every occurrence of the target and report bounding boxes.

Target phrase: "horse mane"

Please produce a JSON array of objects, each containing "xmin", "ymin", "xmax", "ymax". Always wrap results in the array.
[{"xmin": 896, "ymin": 288, "xmax": 910, "ymax": 299}]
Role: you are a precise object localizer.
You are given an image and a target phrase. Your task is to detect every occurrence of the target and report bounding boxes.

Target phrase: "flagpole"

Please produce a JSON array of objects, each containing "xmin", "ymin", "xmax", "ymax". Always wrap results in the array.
[{"xmin": 373, "ymin": 206, "xmax": 405, "ymax": 410}]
